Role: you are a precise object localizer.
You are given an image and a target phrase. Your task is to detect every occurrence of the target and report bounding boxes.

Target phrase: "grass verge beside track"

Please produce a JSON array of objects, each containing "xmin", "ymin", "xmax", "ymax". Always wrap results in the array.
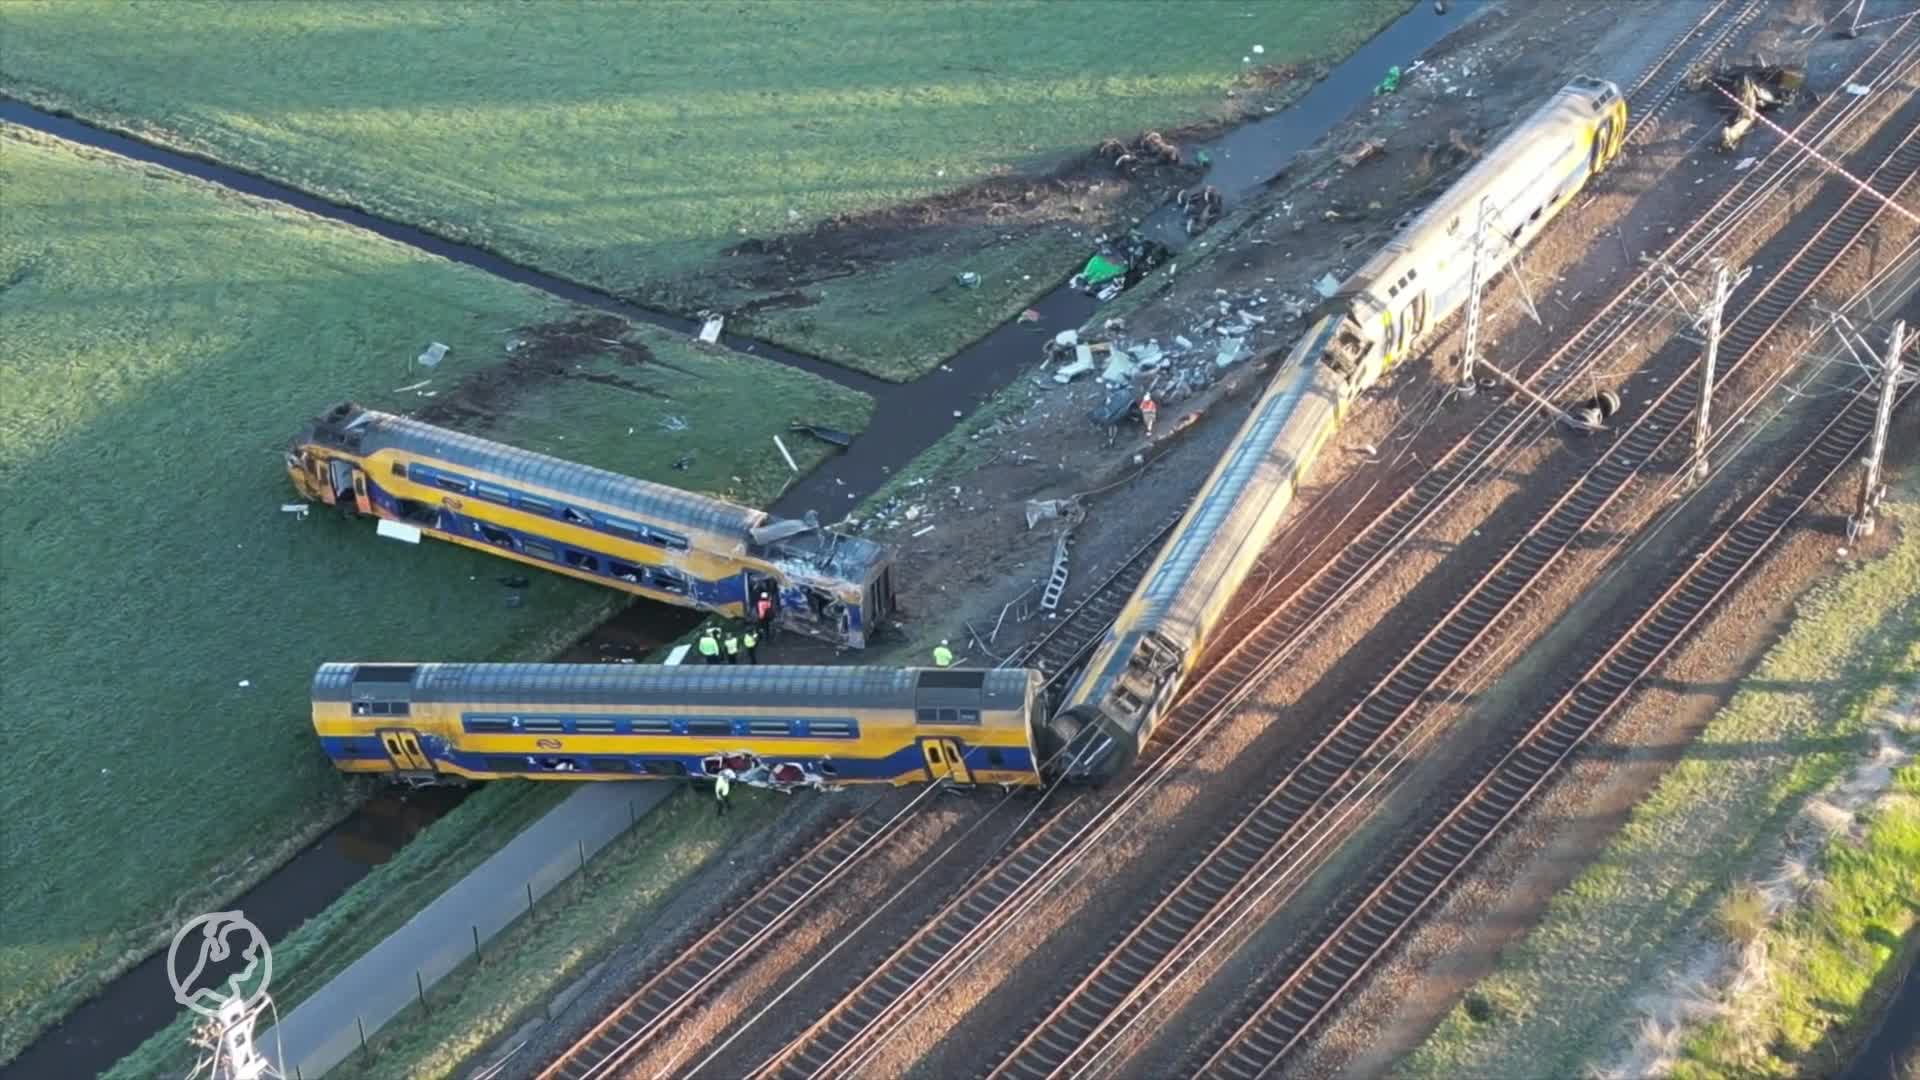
[
  {"xmin": 0, "ymin": 0, "xmax": 1411, "ymax": 379},
  {"xmin": 1400, "ymin": 484, "xmax": 1920, "ymax": 1080},
  {"xmin": 0, "ymin": 126, "xmax": 867, "ymax": 1063}
]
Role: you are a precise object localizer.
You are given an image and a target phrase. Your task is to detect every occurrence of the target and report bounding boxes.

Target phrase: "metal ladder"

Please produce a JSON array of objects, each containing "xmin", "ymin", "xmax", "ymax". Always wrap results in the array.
[{"xmin": 1039, "ymin": 530, "xmax": 1074, "ymax": 613}]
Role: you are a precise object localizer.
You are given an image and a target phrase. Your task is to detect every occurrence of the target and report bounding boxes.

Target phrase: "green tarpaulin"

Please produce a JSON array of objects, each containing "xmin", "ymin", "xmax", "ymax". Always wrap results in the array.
[{"xmin": 1081, "ymin": 254, "xmax": 1128, "ymax": 285}]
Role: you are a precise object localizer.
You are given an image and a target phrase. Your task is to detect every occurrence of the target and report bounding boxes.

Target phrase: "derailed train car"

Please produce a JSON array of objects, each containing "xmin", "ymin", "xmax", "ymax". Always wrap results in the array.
[
  {"xmin": 314, "ymin": 662, "xmax": 1046, "ymax": 789},
  {"xmin": 1043, "ymin": 78, "xmax": 1628, "ymax": 783},
  {"xmin": 286, "ymin": 403, "xmax": 894, "ymax": 648}
]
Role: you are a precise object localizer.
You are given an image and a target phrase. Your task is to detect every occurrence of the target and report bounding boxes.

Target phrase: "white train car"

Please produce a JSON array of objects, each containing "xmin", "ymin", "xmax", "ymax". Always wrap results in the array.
[{"xmin": 1044, "ymin": 78, "xmax": 1628, "ymax": 783}]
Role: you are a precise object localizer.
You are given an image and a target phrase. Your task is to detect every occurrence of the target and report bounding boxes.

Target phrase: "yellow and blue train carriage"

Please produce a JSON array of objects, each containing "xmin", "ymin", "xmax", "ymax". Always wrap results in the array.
[
  {"xmin": 286, "ymin": 402, "xmax": 894, "ymax": 648},
  {"xmin": 313, "ymin": 662, "xmax": 1046, "ymax": 789}
]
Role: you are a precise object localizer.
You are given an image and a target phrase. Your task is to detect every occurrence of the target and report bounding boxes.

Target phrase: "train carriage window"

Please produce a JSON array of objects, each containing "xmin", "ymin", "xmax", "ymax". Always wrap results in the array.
[
  {"xmin": 649, "ymin": 567, "xmax": 690, "ymax": 595},
  {"xmin": 629, "ymin": 718, "xmax": 675, "ymax": 735},
  {"xmin": 434, "ymin": 474, "xmax": 472, "ymax": 494},
  {"xmin": 574, "ymin": 718, "xmax": 617, "ymax": 733},
  {"xmin": 391, "ymin": 462, "xmax": 407, "ymax": 477},
  {"xmin": 477, "ymin": 523, "xmax": 514, "ymax": 546},
  {"xmin": 488, "ymin": 756, "xmax": 530, "ymax": 773},
  {"xmin": 608, "ymin": 559, "xmax": 643, "ymax": 583},
  {"xmin": 475, "ymin": 483, "xmax": 512, "ymax": 504},
  {"xmin": 594, "ymin": 757, "xmax": 632, "ymax": 772},
  {"xmin": 563, "ymin": 550, "xmax": 599, "ymax": 572},
  {"xmin": 517, "ymin": 495, "xmax": 552, "ymax": 516},
  {"xmin": 810, "ymin": 720, "xmax": 857, "ymax": 738},
  {"xmin": 642, "ymin": 759, "xmax": 687, "ymax": 776},
  {"xmin": 938, "ymin": 708, "xmax": 960, "ymax": 724},
  {"xmin": 522, "ymin": 540, "xmax": 557, "ymax": 561},
  {"xmin": 603, "ymin": 518, "xmax": 642, "ymax": 542},
  {"xmin": 687, "ymin": 719, "xmax": 734, "ymax": 737},
  {"xmin": 958, "ymin": 709, "xmax": 980, "ymax": 725},
  {"xmin": 988, "ymin": 748, "xmax": 1005, "ymax": 767},
  {"xmin": 749, "ymin": 720, "xmax": 792, "ymax": 736},
  {"xmin": 561, "ymin": 507, "xmax": 593, "ymax": 527},
  {"xmin": 521, "ymin": 718, "xmax": 565, "ymax": 733},
  {"xmin": 916, "ymin": 708, "xmax": 939, "ymax": 725},
  {"xmin": 465, "ymin": 717, "xmax": 513, "ymax": 733}
]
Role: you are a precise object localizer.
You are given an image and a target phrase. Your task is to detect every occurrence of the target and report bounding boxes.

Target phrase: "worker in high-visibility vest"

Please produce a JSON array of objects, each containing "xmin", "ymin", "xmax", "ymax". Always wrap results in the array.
[
  {"xmin": 715, "ymin": 770, "xmax": 733, "ymax": 816},
  {"xmin": 697, "ymin": 628, "xmax": 722, "ymax": 664},
  {"xmin": 722, "ymin": 630, "xmax": 741, "ymax": 664},
  {"xmin": 933, "ymin": 640, "xmax": 955, "ymax": 667},
  {"xmin": 1139, "ymin": 392, "xmax": 1157, "ymax": 436},
  {"xmin": 741, "ymin": 627, "xmax": 759, "ymax": 664}
]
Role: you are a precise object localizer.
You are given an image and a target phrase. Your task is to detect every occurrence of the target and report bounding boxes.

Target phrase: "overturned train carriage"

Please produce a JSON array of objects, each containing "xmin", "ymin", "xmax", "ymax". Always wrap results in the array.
[
  {"xmin": 313, "ymin": 662, "xmax": 1046, "ymax": 788},
  {"xmin": 1045, "ymin": 78, "xmax": 1627, "ymax": 784},
  {"xmin": 287, "ymin": 402, "xmax": 894, "ymax": 648}
]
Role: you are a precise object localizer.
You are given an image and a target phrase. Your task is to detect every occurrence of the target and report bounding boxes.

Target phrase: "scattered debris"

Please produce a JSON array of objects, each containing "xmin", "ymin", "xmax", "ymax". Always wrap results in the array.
[
  {"xmin": 1069, "ymin": 232, "xmax": 1170, "ymax": 298},
  {"xmin": 1845, "ymin": 82, "xmax": 1870, "ymax": 96},
  {"xmin": 1216, "ymin": 339, "xmax": 1246, "ymax": 368},
  {"xmin": 1338, "ymin": 139, "xmax": 1386, "ymax": 168},
  {"xmin": 1025, "ymin": 498, "xmax": 1078, "ymax": 529},
  {"xmin": 1177, "ymin": 184, "xmax": 1225, "ymax": 236},
  {"xmin": 1735, "ymin": 156, "xmax": 1759, "ymax": 171},
  {"xmin": 392, "ymin": 378, "xmax": 432, "ymax": 394},
  {"xmin": 660, "ymin": 414, "xmax": 689, "ymax": 432},
  {"xmin": 416, "ymin": 342, "xmax": 448, "ymax": 369},
  {"xmin": 772, "ymin": 434, "xmax": 799, "ymax": 473},
  {"xmin": 1564, "ymin": 388, "xmax": 1623, "ymax": 431},
  {"xmin": 376, "ymin": 519, "xmax": 423, "ymax": 545},
  {"xmin": 1054, "ymin": 329, "xmax": 1080, "ymax": 349},
  {"xmin": 1098, "ymin": 131, "xmax": 1182, "ymax": 174},
  {"xmin": 237, "ymin": 679, "xmax": 252, "ymax": 689},
  {"xmin": 1018, "ymin": 308, "xmax": 1042, "ymax": 324},
  {"xmin": 790, "ymin": 422, "xmax": 853, "ymax": 448},
  {"xmin": 279, "ymin": 503, "xmax": 311, "ymax": 519},
  {"xmin": 911, "ymin": 525, "xmax": 936, "ymax": 538},
  {"xmin": 1374, "ymin": 65, "xmax": 1402, "ymax": 95},
  {"xmin": 956, "ymin": 271, "xmax": 982, "ymax": 288},
  {"xmin": 697, "ymin": 314, "xmax": 724, "ymax": 344},
  {"xmin": 1314, "ymin": 272, "xmax": 1342, "ymax": 298},
  {"xmin": 1174, "ymin": 334, "xmax": 1195, "ymax": 350},
  {"xmin": 1696, "ymin": 62, "xmax": 1805, "ymax": 151},
  {"xmin": 672, "ymin": 455, "xmax": 693, "ymax": 471}
]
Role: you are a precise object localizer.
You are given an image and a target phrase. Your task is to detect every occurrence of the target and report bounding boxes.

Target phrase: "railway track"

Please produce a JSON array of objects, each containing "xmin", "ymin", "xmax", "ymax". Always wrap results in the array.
[
  {"xmin": 1194, "ymin": 303, "xmax": 1919, "ymax": 1080},
  {"xmin": 533, "ymin": 796, "xmax": 941, "ymax": 1080},
  {"xmin": 528, "ymin": 7, "xmax": 1854, "ymax": 1077},
  {"xmin": 720, "ymin": 10, "xmax": 1815, "ymax": 1078},
  {"xmin": 981, "ymin": 57, "xmax": 1920, "ymax": 1080}
]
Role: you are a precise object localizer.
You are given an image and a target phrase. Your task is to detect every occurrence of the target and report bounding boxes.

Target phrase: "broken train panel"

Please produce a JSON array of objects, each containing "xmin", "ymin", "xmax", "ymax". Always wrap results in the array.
[
  {"xmin": 285, "ymin": 402, "xmax": 894, "ymax": 647},
  {"xmin": 310, "ymin": 663, "xmax": 1045, "ymax": 788},
  {"xmin": 1044, "ymin": 78, "xmax": 1629, "ymax": 784}
]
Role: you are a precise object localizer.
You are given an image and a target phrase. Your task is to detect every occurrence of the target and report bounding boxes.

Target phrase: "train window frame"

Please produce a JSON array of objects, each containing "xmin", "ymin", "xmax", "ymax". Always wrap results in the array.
[
  {"xmin": 938, "ymin": 708, "xmax": 961, "ymax": 724},
  {"xmin": 477, "ymin": 522, "xmax": 513, "ymax": 546},
  {"xmin": 749, "ymin": 719, "xmax": 792, "ymax": 736},
  {"xmin": 474, "ymin": 483, "xmax": 512, "ymax": 504},
  {"xmin": 809, "ymin": 720, "xmax": 857, "ymax": 738},
  {"xmin": 916, "ymin": 708, "xmax": 938, "ymax": 725},
  {"xmin": 563, "ymin": 549, "xmax": 600, "ymax": 573},
  {"xmin": 517, "ymin": 495, "xmax": 553, "ymax": 516},
  {"xmin": 629, "ymin": 718, "xmax": 674, "ymax": 735},
  {"xmin": 574, "ymin": 718, "xmax": 617, "ymax": 733},
  {"xmin": 521, "ymin": 718, "xmax": 565, "ymax": 733},
  {"xmin": 561, "ymin": 506, "xmax": 593, "ymax": 527},
  {"xmin": 464, "ymin": 717, "xmax": 513, "ymax": 733},
  {"xmin": 642, "ymin": 759, "xmax": 687, "ymax": 776},
  {"xmin": 687, "ymin": 719, "xmax": 734, "ymax": 737},
  {"xmin": 522, "ymin": 540, "xmax": 558, "ymax": 561},
  {"xmin": 434, "ymin": 474, "xmax": 472, "ymax": 495},
  {"xmin": 649, "ymin": 567, "xmax": 690, "ymax": 595},
  {"xmin": 958, "ymin": 709, "xmax": 980, "ymax": 725},
  {"xmin": 602, "ymin": 517, "xmax": 643, "ymax": 542},
  {"xmin": 391, "ymin": 462, "xmax": 407, "ymax": 477}
]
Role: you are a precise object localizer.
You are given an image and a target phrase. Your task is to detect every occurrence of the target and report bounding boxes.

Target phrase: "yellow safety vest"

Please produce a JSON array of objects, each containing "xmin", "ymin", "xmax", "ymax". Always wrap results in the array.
[
  {"xmin": 715, "ymin": 775, "xmax": 731, "ymax": 798},
  {"xmin": 697, "ymin": 635, "xmax": 720, "ymax": 656},
  {"xmin": 742, "ymin": 631, "xmax": 757, "ymax": 649},
  {"xmin": 933, "ymin": 645, "xmax": 954, "ymax": 667},
  {"xmin": 723, "ymin": 634, "xmax": 740, "ymax": 655}
]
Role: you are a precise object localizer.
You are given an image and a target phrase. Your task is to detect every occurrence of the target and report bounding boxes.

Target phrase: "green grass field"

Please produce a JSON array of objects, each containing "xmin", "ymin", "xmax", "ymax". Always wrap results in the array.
[
  {"xmin": 0, "ymin": 126, "xmax": 868, "ymax": 1063},
  {"xmin": 0, "ymin": 0, "xmax": 1410, "ymax": 378},
  {"xmin": 1402, "ymin": 490, "xmax": 1920, "ymax": 1079}
]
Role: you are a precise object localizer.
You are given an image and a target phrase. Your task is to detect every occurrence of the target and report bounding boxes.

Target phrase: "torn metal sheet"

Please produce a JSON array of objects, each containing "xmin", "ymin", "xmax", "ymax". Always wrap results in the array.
[{"xmin": 790, "ymin": 422, "xmax": 853, "ymax": 448}]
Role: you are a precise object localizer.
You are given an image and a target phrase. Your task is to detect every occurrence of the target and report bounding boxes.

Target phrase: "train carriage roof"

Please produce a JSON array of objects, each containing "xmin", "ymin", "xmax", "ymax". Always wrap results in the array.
[
  {"xmin": 313, "ymin": 663, "xmax": 1037, "ymax": 711},
  {"xmin": 298, "ymin": 403, "xmax": 891, "ymax": 578},
  {"xmin": 316, "ymin": 406, "xmax": 766, "ymax": 539}
]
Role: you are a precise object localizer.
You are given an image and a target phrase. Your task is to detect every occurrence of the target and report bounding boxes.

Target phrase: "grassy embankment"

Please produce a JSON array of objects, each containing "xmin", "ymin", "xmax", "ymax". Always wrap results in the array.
[
  {"xmin": 0, "ymin": 0, "xmax": 1410, "ymax": 379},
  {"xmin": 1401, "ymin": 480, "xmax": 1920, "ymax": 1080},
  {"xmin": 0, "ymin": 127, "xmax": 868, "ymax": 1065}
]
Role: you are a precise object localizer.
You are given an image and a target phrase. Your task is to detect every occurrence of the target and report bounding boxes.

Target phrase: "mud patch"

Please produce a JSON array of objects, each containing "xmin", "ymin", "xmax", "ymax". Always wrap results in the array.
[{"xmin": 413, "ymin": 313, "xmax": 686, "ymax": 431}]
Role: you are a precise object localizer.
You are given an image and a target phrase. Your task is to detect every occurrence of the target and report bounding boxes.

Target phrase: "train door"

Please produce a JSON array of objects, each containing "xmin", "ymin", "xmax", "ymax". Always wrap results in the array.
[
  {"xmin": 918, "ymin": 738, "xmax": 972, "ymax": 784},
  {"xmin": 351, "ymin": 470, "xmax": 372, "ymax": 515},
  {"xmin": 1410, "ymin": 293, "xmax": 1429, "ymax": 341},
  {"xmin": 1591, "ymin": 116, "xmax": 1617, "ymax": 174},
  {"xmin": 376, "ymin": 729, "xmax": 434, "ymax": 774}
]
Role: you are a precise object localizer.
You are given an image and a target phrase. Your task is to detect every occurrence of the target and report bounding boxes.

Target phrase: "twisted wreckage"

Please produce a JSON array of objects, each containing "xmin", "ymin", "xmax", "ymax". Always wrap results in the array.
[{"xmin": 1695, "ymin": 61, "xmax": 1806, "ymax": 151}]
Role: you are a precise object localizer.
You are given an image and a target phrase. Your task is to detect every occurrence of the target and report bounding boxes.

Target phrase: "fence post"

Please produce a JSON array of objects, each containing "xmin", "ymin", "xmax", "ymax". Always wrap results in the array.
[
  {"xmin": 473, "ymin": 924, "xmax": 482, "ymax": 965},
  {"xmin": 417, "ymin": 969, "xmax": 428, "ymax": 1015}
]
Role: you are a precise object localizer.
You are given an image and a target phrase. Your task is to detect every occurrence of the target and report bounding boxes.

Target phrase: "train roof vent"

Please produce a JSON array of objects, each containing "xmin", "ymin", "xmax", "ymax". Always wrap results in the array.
[{"xmin": 917, "ymin": 669, "xmax": 987, "ymax": 689}]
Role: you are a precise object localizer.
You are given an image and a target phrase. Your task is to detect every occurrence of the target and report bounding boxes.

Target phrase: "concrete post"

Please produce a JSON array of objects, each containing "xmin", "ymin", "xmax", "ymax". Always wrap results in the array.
[
  {"xmin": 1853, "ymin": 320, "xmax": 1906, "ymax": 538},
  {"xmin": 1692, "ymin": 262, "xmax": 1735, "ymax": 484},
  {"xmin": 1459, "ymin": 196, "xmax": 1493, "ymax": 397}
]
